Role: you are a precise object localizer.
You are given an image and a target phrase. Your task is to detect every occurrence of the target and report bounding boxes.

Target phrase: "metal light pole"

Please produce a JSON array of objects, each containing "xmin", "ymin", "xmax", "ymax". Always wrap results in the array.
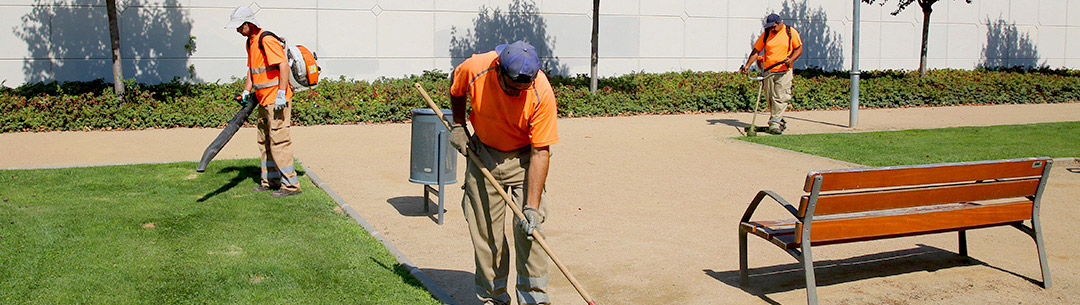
[
  {"xmin": 850, "ymin": 0, "xmax": 861, "ymax": 128},
  {"xmin": 590, "ymin": 0, "xmax": 599, "ymax": 94}
]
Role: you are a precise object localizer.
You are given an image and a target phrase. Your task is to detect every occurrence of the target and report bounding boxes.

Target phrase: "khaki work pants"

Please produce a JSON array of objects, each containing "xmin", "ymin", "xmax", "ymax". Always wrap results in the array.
[
  {"xmin": 763, "ymin": 69, "xmax": 793, "ymax": 127},
  {"xmin": 462, "ymin": 137, "xmax": 550, "ymax": 305},
  {"xmin": 256, "ymin": 103, "xmax": 300, "ymax": 191}
]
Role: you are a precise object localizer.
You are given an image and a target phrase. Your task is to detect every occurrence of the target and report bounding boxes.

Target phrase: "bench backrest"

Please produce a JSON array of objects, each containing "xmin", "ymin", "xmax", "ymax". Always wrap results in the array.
[
  {"xmin": 798, "ymin": 157, "xmax": 1051, "ymax": 218},
  {"xmin": 793, "ymin": 157, "xmax": 1052, "ymax": 245}
]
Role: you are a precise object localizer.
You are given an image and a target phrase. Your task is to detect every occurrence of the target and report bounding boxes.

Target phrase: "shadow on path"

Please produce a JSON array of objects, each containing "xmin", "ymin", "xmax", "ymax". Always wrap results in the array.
[
  {"xmin": 372, "ymin": 257, "xmax": 480, "ymax": 305},
  {"xmin": 388, "ymin": 196, "xmax": 448, "ymax": 224},
  {"xmin": 703, "ymin": 244, "xmax": 1041, "ymax": 303},
  {"xmin": 783, "ymin": 115, "xmax": 847, "ymax": 128}
]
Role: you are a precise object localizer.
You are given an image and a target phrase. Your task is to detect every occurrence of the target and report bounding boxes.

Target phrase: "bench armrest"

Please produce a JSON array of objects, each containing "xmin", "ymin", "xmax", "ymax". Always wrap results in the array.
[{"xmin": 741, "ymin": 190, "xmax": 800, "ymax": 223}]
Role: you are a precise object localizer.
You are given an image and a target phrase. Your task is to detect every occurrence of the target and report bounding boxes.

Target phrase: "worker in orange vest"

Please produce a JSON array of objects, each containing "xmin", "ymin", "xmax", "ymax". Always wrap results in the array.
[
  {"xmin": 450, "ymin": 40, "xmax": 558, "ymax": 305},
  {"xmin": 741, "ymin": 13, "xmax": 803, "ymax": 135},
  {"xmin": 225, "ymin": 6, "xmax": 301, "ymax": 197}
]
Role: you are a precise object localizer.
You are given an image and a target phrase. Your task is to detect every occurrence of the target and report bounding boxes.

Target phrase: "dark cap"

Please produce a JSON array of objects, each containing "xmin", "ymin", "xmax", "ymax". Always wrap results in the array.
[
  {"xmin": 495, "ymin": 41, "xmax": 540, "ymax": 83},
  {"xmin": 765, "ymin": 14, "xmax": 781, "ymax": 28}
]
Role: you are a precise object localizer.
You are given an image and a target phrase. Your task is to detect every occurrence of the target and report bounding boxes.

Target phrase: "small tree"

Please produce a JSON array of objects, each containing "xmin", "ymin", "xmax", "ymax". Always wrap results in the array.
[
  {"xmin": 106, "ymin": 0, "xmax": 124, "ymax": 100},
  {"xmin": 863, "ymin": 0, "xmax": 972, "ymax": 77}
]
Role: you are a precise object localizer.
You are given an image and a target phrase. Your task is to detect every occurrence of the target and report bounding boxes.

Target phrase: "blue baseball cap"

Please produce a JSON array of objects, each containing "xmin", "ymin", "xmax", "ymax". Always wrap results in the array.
[
  {"xmin": 495, "ymin": 41, "xmax": 540, "ymax": 83},
  {"xmin": 765, "ymin": 14, "xmax": 781, "ymax": 28}
]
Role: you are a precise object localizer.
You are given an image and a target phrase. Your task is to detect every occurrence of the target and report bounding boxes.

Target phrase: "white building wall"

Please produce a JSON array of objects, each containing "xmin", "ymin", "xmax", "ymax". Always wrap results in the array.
[{"xmin": 0, "ymin": 0, "xmax": 1077, "ymax": 86}]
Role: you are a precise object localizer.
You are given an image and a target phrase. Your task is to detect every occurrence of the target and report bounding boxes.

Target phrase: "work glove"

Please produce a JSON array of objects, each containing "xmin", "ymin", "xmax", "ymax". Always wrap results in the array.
[
  {"xmin": 274, "ymin": 89, "xmax": 288, "ymax": 111},
  {"xmin": 450, "ymin": 124, "xmax": 469, "ymax": 155},
  {"xmin": 516, "ymin": 206, "xmax": 544, "ymax": 240},
  {"xmin": 234, "ymin": 90, "xmax": 250, "ymax": 107}
]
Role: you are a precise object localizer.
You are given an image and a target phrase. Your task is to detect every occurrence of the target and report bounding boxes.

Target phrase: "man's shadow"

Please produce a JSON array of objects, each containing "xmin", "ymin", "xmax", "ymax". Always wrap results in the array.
[
  {"xmin": 704, "ymin": 244, "xmax": 1040, "ymax": 304},
  {"xmin": 197, "ymin": 166, "xmax": 261, "ymax": 202},
  {"xmin": 370, "ymin": 257, "xmax": 481, "ymax": 305}
]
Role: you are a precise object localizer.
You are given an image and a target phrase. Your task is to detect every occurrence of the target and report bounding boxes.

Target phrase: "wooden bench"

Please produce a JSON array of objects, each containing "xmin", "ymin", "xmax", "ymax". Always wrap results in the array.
[{"xmin": 738, "ymin": 157, "xmax": 1053, "ymax": 305}]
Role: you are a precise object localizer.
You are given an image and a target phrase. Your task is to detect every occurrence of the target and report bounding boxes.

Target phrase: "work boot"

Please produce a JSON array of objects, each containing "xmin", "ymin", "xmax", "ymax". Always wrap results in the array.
[
  {"xmin": 252, "ymin": 185, "xmax": 277, "ymax": 192},
  {"xmin": 270, "ymin": 188, "xmax": 302, "ymax": 198},
  {"xmin": 767, "ymin": 123, "xmax": 783, "ymax": 135}
]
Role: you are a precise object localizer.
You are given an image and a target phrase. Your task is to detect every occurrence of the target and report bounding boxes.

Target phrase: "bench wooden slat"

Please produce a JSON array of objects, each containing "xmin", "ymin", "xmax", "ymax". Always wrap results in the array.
[
  {"xmin": 794, "ymin": 200, "xmax": 1033, "ymax": 246},
  {"xmin": 804, "ymin": 158, "xmax": 1049, "ymax": 192},
  {"xmin": 798, "ymin": 178, "xmax": 1041, "ymax": 217}
]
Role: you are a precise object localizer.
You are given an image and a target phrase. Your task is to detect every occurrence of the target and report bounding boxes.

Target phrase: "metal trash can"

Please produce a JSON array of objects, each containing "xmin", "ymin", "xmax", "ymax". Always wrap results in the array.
[
  {"xmin": 409, "ymin": 108, "xmax": 457, "ymax": 225},
  {"xmin": 409, "ymin": 109, "xmax": 457, "ymax": 185}
]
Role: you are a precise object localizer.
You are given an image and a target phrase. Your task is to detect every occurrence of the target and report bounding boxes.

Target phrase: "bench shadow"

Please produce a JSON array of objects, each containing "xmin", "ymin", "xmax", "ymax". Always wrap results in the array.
[
  {"xmin": 197, "ymin": 166, "xmax": 260, "ymax": 202},
  {"xmin": 1067, "ymin": 168, "xmax": 1080, "ymax": 174},
  {"xmin": 387, "ymin": 196, "xmax": 448, "ymax": 224},
  {"xmin": 703, "ymin": 244, "xmax": 1036, "ymax": 302}
]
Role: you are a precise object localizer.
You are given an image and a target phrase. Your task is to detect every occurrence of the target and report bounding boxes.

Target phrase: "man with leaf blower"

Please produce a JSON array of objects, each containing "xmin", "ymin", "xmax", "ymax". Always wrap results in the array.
[
  {"xmin": 740, "ymin": 13, "xmax": 803, "ymax": 135},
  {"xmin": 449, "ymin": 40, "xmax": 558, "ymax": 305},
  {"xmin": 225, "ymin": 6, "xmax": 301, "ymax": 197}
]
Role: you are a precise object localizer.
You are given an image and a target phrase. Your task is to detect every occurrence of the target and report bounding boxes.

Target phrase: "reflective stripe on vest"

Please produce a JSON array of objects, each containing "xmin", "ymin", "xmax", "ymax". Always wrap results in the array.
[
  {"xmin": 253, "ymin": 80, "xmax": 280, "ymax": 89},
  {"xmin": 250, "ymin": 66, "xmax": 278, "ymax": 75}
]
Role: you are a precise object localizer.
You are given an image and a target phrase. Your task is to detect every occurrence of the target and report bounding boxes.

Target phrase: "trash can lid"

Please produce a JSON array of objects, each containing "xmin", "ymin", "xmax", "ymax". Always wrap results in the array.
[{"xmin": 411, "ymin": 108, "xmax": 453, "ymax": 115}]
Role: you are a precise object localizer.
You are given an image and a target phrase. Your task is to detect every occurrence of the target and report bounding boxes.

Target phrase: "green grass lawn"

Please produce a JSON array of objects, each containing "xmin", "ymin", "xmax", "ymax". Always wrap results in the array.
[
  {"xmin": 0, "ymin": 159, "xmax": 438, "ymax": 304},
  {"xmin": 738, "ymin": 121, "xmax": 1080, "ymax": 166}
]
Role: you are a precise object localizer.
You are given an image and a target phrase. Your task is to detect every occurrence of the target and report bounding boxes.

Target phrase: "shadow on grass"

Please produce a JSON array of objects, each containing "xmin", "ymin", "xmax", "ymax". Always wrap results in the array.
[
  {"xmin": 371, "ymin": 257, "xmax": 480, "ymax": 304},
  {"xmin": 387, "ymin": 196, "xmax": 448, "ymax": 224},
  {"xmin": 197, "ymin": 164, "xmax": 308, "ymax": 202},
  {"xmin": 701, "ymin": 244, "xmax": 1038, "ymax": 303},
  {"xmin": 198, "ymin": 166, "xmax": 260, "ymax": 202}
]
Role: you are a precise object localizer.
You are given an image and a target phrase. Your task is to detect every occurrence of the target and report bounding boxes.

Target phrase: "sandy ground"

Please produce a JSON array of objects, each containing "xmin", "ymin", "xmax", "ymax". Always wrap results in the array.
[{"xmin": 3, "ymin": 103, "xmax": 1080, "ymax": 304}]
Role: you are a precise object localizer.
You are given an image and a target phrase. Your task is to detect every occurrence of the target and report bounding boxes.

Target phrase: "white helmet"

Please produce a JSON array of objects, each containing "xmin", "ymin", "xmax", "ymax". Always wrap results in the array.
[{"xmin": 224, "ymin": 6, "xmax": 258, "ymax": 29}]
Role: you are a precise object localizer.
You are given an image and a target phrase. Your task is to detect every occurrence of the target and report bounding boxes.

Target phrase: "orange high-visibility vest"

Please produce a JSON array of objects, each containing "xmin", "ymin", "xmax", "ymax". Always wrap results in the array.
[{"xmin": 247, "ymin": 29, "xmax": 293, "ymax": 106}]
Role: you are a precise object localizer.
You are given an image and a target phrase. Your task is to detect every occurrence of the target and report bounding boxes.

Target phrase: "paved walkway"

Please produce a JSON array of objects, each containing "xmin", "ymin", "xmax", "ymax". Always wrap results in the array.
[{"xmin": 3, "ymin": 103, "xmax": 1079, "ymax": 304}]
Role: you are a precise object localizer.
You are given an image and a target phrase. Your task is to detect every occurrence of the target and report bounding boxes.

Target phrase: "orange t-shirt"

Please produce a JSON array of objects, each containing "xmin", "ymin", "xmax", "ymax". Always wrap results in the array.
[
  {"xmin": 450, "ymin": 51, "xmax": 559, "ymax": 151},
  {"xmin": 753, "ymin": 24, "xmax": 803, "ymax": 72},
  {"xmin": 247, "ymin": 29, "xmax": 293, "ymax": 106}
]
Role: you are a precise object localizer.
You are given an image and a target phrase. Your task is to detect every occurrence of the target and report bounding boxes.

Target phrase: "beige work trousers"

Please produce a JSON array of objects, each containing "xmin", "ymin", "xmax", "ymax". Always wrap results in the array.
[
  {"xmin": 256, "ymin": 103, "xmax": 300, "ymax": 191},
  {"xmin": 763, "ymin": 69, "xmax": 793, "ymax": 127},
  {"xmin": 462, "ymin": 137, "xmax": 550, "ymax": 305}
]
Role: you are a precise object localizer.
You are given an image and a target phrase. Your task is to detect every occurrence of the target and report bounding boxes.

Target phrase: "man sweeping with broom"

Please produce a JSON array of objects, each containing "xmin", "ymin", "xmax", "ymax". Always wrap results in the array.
[{"xmin": 449, "ymin": 40, "xmax": 558, "ymax": 305}]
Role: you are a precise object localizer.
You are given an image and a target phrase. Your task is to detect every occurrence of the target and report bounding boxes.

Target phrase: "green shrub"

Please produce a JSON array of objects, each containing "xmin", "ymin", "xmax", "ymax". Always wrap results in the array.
[{"xmin": 2, "ymin": 68, "xmax": 1077, "ymax": 132}]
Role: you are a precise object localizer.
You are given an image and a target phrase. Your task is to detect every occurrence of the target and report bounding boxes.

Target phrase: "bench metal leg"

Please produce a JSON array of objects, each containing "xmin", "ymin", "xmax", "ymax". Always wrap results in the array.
[
  {"xmin": 958, "ymin": 230, "xmax": 968, "ymax": 257},
  {"xmin": 1033, "ymin": 219, "xmax": 1052, "ymax": 288},
  {"xmin": 801, "ymin": 243, "xmax": 818, "ymax": 305},
  {"xmin": 739, "ymin": 229, "xmax": 749, "ymax": 287}
]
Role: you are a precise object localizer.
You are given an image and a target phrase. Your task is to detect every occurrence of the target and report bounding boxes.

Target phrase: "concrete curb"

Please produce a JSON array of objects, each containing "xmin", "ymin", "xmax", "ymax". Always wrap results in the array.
[
  {"xmin": 0, "ymin": 159, "xmax": 201, "ymax": 171},
  {"xmin": 731, "ymin": 138, "xmax": 865, "ymax": 168},
  {"xmin": 296, "ymin": 159, "xmax": 459, "ymax": 305},
  {"xmin": 730, "ymin": 138, "xmax": 1075, "ymax": 168}
]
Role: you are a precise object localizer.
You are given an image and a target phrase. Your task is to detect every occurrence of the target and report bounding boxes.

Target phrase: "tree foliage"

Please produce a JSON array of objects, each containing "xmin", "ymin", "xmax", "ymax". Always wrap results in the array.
[{"xmin": 862, "ymin": 0, "xmax": 972, "ymax": 15}]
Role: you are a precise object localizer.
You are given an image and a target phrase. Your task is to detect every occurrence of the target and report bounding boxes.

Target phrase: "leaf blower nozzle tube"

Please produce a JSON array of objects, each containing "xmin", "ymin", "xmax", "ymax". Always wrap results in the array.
[{"xmin": 197, "ymin": 99, "xmax": 257, "ymax": 172}]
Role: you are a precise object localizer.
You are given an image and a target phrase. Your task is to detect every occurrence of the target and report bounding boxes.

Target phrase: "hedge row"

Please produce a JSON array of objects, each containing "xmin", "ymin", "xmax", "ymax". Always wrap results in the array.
[{"xmin": 2, "ymin": 68, "xmax": 1078, "ymax": 132}]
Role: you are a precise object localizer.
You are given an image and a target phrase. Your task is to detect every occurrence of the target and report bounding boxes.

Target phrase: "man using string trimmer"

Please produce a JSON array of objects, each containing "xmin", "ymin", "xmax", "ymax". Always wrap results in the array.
[{"xmin": 740, "ymin": 13, "xmax": 803, "ymax": 135}]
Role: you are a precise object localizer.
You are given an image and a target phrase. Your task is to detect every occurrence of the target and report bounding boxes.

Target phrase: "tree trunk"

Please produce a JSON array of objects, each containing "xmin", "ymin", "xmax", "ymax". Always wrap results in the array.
[
  {"xmin": 589, "ymin": 0, "xmax": 599, "ymax": 94},
  {"xmin": 106, "ymin": 0, "xmax": 125, "ymax": 101},
  {"xmin": 918, "ymin": 0, "xmax": 934, "ymax": 78}
]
